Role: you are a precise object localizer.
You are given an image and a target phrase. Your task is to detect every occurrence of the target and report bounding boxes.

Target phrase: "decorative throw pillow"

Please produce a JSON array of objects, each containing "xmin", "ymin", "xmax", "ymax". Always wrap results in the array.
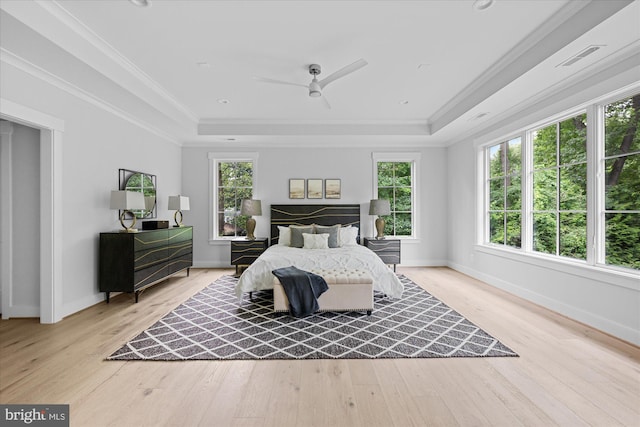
[
  {"xmin": 303, "ymin": 233, "xmax": 330, "ymax": 249},
  {"xmin": 314, "ymin": 224, "xmax": 341, "ymax": 248},
  {"xmin": 277, "ymin": 226, "xmax": 291, "ymax": 246},
  {"xmin": 339, "ymin": 226, "xmax": 359, "ymax": 246},
  {"xmin": 290, "ymin": 226, "xmax": 314, "ymax": 248}
]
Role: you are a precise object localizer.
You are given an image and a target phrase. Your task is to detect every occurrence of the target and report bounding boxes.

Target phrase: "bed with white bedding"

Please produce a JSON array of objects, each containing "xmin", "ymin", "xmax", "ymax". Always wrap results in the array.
[
  {"xmin": 235, "ymin": 244, "xmax": 403, "ymax": 299},
  {"xmin": 234, "ymin": 204, "xmax": 404, "ymax": 301}
]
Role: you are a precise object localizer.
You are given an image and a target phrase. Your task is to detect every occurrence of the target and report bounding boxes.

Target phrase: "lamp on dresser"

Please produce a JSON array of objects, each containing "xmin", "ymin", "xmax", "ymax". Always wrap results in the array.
[
  {"xmin": 110, "ymin": 190, "xmax": 145, "ymax": 232},
  {"xmin": 369, "ymin": 199, "xmax": 391, "ymax": 239},
  {"xmin": 241, "ymin": 199, "xmax": 262, "ymax": 240},
  {"xmin": 168, "ymin": 195, "xmax": 190, "ymax": 227}
]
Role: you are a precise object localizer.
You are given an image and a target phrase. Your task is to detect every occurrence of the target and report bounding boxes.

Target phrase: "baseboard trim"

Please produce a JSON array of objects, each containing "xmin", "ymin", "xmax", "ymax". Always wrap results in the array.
[{"xmin": 447, "ymin": 261, "xmax": 640, "ymax": 346}]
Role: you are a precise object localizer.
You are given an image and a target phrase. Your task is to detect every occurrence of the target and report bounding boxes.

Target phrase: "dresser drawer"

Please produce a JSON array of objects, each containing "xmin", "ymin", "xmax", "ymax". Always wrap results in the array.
[
  {"xmin": 134, "ymin": 229, "xmax": 168, "ymax": 251},
  {"xmin": 167, "ymin": 240, "xmax": 192, "ymax": 259},
  {"xmin": 134, "ymin": 247, "xmax": 169, "ymax": 270},
  {"xmin": 364, "ymin": 239, "xmax": 400, "ymax": 253},
  {"xmin": 168, "ymin": 226, "xmax": 193, "ymax": 243},
  {"xmin": 167, "ymin": 254, "xmax": 193, "ymax": 275},
  {"xmin": 231, "ymin": 238, "xmax": 268, "ymax": 266},
  {"xmin": 134, "ymin": 263, "xmax": 168, "ymax": 290},
  {"xmin": 363, "ymin": 238, "xmax": 401, "ymax": 271}
]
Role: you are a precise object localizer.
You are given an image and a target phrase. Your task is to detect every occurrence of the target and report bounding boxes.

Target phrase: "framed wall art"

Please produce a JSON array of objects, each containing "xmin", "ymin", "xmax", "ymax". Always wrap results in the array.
[
  {"xmin": 307, "ymin": 179, "xmax": 323, "ymax": 199},
  {"xmin": 289, "ymin": 179, "xmax": 305, "ymax": 199},
  {"xmin": 325, "ymin": 179, "xmax": 341, "ymax": 199}
]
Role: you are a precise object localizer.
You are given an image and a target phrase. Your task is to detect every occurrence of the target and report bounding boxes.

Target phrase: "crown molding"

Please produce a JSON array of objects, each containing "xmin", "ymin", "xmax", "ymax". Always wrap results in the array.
[
  {"xmin": 1, "ymin": 0, "xmax": 197, "ymax": 128},
  {"xmin": 197, "ymin": 119, "xmax": 431, "ymax": 136},
  {"xmin": 1, "ymin": 48, "xmax": 181, "ymax": 146},
  {"xmin": 428, "ymin": 0, "xmax": 634, "ymax": 135},
  {"xmin": 449, "ymin": 46, "xmax": 640, "ymax": 148}
]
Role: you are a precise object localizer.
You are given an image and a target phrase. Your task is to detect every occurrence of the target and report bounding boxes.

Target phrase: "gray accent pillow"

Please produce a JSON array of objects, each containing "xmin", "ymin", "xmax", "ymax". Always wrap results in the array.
[
  {"xmin": 290, "ymin": 226, "xmax": 314, "ymax": 248},
  {"xmin": 314, "ymin": 224, "xmax": 341, "ymax": 248}
]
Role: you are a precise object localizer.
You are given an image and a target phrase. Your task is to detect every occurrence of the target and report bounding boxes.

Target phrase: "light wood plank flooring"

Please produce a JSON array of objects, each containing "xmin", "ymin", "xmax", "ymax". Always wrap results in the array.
[{"xmin": 1, "ymin": 267, "xmax": 638, "ymax": 426}]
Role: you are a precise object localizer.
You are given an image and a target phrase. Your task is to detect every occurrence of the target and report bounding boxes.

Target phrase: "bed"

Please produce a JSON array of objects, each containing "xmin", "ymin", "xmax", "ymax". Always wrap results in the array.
[{"xmin": 234, "ymin": 204, "xmax": 404, "ymax": 301}]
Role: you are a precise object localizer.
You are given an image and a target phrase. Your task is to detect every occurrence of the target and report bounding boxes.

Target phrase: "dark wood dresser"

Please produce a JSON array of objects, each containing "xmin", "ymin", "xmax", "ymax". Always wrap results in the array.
[{"xmin": 99, "ymin": 226, "xmax": 193, "ymax": 302}]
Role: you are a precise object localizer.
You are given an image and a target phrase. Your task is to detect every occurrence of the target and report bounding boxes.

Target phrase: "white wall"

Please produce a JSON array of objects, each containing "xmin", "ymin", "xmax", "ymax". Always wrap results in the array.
[
  {"xmin": 446, "ymin": 67, "xmax": 640, "ymax": 345},
  {"xmin": 182, "ymin": 146, "xmax": 449, "ymax": 268},
  {"xmin": 0, "ymin": 63, "xmax": 183, "ymax": 319}
]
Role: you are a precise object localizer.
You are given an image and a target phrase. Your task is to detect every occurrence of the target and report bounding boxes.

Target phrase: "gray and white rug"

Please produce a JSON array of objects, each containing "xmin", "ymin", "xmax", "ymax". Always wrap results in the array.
[{"xmin": 108, "ymin": 274, "xmax": 517, "ymax": 360}]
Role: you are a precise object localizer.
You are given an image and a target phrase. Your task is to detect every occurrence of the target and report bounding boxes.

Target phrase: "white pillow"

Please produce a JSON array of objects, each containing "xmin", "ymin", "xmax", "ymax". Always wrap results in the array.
[
  {"xmin": 303, "ymin": 233, "xmax": 330, "ymax": 249},
  {"xmin": 277, "ymin": 226, "xmax": 291, "ymax": 246},
  {"xmin": 339, "ymin": 226, "xmax": 359, "ymax": 246}
]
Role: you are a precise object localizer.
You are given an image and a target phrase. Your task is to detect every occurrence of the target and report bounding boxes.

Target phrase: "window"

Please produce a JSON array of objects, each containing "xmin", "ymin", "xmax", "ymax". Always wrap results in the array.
[
  {"xmin": 603, "ymin": 95, "xmax": 640, "ymax": 270},
  {"xmin": 487, "ymin": 137, "xmax": 522, "ymax": 248},
  {"xmin": 480, "ymin": 90, "xmax": 640, "ymax": 273},
  {"xmin": 532, "ymin": 113, "xmax": 587, "ymax": 260},
  {"xmin": 209, "ymin": 153, "xmax": 257, "ymax": 240},
  {"xmin": 373, "ymin": 153, "xmax": 420, "ymax": 238}
]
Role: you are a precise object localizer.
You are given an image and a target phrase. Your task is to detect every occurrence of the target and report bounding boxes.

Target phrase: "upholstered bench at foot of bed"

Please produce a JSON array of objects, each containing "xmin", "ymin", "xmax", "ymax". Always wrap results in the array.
[{"xmin": 273, "ymin": 268, "xmax": 374, "ymax": 315}]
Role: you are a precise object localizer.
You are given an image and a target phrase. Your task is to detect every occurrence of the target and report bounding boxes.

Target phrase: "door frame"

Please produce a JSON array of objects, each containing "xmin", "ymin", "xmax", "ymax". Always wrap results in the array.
[{"xmin": 1, "ymin": 98, "xmax": 64, "ymax": 323}]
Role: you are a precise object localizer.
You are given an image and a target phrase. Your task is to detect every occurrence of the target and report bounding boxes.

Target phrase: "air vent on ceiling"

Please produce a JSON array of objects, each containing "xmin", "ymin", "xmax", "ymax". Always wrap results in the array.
[{"xmin": 557, "ymin": 45, "xmax": 604, "ymax": 67}]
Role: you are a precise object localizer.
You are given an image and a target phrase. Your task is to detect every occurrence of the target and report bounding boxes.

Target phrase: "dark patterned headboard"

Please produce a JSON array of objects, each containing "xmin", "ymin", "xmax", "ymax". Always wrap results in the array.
[{"xmin": 270, "ymin": 204, "xmax": 361, "ymax": 245}]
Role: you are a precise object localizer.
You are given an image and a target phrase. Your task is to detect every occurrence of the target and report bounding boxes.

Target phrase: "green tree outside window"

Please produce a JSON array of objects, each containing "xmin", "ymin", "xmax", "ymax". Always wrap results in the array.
[
  {"xmin": 487, "ymin": 137, "xmax": 522, "ymax": 248},
  {"xmin": 217, "ymin": 161, "xmax": 253, "ymax": 237},
  {"xmin": 377, "ymin": 161, "xmax": 413, "ymax": 236}
]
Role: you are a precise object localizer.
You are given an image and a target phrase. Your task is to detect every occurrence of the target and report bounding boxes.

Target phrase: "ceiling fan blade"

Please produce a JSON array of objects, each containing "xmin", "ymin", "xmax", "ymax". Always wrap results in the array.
[
  {"xmin": 253, "ymin": 76, "xmax": 308, "ymax": 88},
  {"xmin": 321, "ymin": 95, "xmax": 332, "ymax": 109},
  {"xmin": 318, "ymin": 58, "xmax": 368, "ymax": 89}
]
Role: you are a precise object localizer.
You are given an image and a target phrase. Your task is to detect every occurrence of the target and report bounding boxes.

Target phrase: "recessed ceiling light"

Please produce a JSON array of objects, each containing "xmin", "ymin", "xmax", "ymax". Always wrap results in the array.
[
  {"xmin": 217, "ymin": 99, "xmax": 230, "ymax": 104},
  {"xmin": 473, "ymin": 0, "xmax": 494, "ymax": 11},
  {"xmin": 129, "ymin": 0, "xmax": 151, "ymax": 7}
]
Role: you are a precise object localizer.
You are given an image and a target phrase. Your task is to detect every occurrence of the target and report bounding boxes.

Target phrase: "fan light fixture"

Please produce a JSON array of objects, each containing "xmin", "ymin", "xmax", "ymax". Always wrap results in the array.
[
  {"xmin": 309, "ymin": 79, "xmax": 322, "ymax": 97},
  {"xmin": 253, "ymin": 58, "xmax": 368, "ymax": 109}
]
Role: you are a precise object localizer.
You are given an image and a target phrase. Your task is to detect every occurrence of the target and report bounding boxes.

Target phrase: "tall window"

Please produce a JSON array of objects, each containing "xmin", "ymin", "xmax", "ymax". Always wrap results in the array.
[
  {"xmin": 487, "ymin": 137, "xmax": 522, "ymax": 248},
  {"xmin": 209, "ymin": 153, "xmax": 257, "ymax": 240},
  {"xmin": 374, "ymin": 154, "xmax": 419, "ymax": 238},
  {"xmin": 481, "ymin": 90, "xmax": 640, "ymax": 273},
  {"xmin": 532, "ymin": 113, "xmax": 587, "ymax": 260},
  {"xmin": 603, "ymin": 95, "xmax": 640, "ymax": 270}
]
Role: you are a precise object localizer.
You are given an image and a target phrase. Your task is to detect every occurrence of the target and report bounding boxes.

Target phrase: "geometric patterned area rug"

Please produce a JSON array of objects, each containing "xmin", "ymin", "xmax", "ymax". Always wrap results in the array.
[{"xmin": 108, "ymin": 274, "xmax": 517, "ymax": 360}]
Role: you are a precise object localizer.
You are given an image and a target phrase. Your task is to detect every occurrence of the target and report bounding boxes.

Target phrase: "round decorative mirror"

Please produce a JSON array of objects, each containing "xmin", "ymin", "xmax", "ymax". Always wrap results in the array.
[{"xmin": 123, "ymin": 171, "xmax": 156, "ymax": 219}]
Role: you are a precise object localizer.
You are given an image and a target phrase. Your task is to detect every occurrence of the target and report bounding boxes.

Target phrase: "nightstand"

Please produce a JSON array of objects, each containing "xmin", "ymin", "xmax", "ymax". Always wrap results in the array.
[
  {"xmin": 230, "ymin": 238, "xmax": 268, "ymax": 275},
  {"xmin": 363, "ymin": 237, "xmax": 401, "ymax": 272}
]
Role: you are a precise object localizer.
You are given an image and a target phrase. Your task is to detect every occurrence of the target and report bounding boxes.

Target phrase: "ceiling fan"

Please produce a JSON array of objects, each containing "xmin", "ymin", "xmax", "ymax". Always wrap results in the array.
[{"xmin": 254, "ymin": 58, "xmax": 368, "ymax": 109}]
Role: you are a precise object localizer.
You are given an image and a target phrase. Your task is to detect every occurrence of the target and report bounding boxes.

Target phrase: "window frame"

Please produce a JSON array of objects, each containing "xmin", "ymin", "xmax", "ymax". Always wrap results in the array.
[
  {"xmin": 372, "ymin": 152, "xmax": 421, "ymax": 240},
  {"xmin": 485, "ymin": 136, "xmax": 523, "ymax": 249},
  {"xmin": 476, "ymin": 85, "xmax": 640, "ymax": 278},
  {"xmin": 529, "ymin": 110, "xmax": 588, "ymax": 260},
  {"xmin": 208, "ymin": 152, "xmax": 258, "ymax": 243}
]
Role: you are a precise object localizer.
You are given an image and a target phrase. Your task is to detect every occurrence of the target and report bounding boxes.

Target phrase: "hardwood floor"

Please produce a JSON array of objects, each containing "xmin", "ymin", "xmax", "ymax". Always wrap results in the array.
[{"xmin": 1, "ymin": 267, "xmax": 638, "ymax": 426}]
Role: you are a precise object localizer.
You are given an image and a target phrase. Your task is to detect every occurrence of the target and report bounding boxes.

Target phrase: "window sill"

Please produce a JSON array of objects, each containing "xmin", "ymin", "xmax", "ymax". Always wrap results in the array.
[
  {"xmin": 209, "ymin": 238, "xmax": 234, "ymax": 246},
  {"xmin": 474, "ymin": 244, "xmax": 639, "ymax": 292}
]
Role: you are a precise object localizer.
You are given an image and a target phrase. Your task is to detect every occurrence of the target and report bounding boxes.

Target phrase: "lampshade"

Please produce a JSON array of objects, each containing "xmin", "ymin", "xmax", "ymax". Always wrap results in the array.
[
  {"xmin": 369, "ymin": 199, "xmax": 391, "ymax": 216},
  {"xmin": 110, "ymin": 190, "xmax": 145, "ymax": 210},
  {"xmin": 241, "ymin": 199, "xmax": 262, "ymax": 216},
  {"xmin": 168, "ymin": 195, "xmax": 190, "ymax": 211}
]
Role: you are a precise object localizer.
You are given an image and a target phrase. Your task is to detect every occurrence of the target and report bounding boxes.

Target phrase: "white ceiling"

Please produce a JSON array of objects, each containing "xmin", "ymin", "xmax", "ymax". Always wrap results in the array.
[{"xmin": 1, "ymin": 0, "xmax": 638, "ymax": 146}]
